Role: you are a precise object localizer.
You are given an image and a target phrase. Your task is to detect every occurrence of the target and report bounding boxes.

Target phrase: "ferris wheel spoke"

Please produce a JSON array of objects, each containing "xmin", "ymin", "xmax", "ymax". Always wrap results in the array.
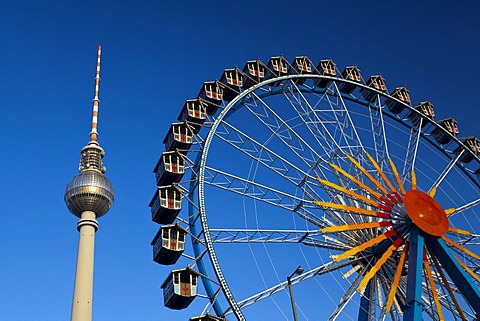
[
  {"xmin": 357, "ymin": 238, "xmax": 403, "ymax": 291},
  {"xmin": 239, "ymin": 93, "xmax": 336, "ymax": 203},
  {"xmin": 327, "ymin": 263, "xmax": 371, "ymax": 321},
  {"xmin": 441, "ymin": 235, "xmax": 480, "ymax": 261},
  {"xmin": 239, "ymin": 91, "xmax": 341, "ymax": 203},
  {"xmin": 331, "ymin": 82, "xmax": 368, "ymax": 155},
  {"xmin": 285, "ymin": 81, "xmax": 378, "ymax": 177},
  {"xmin": 245, "ymin": 91, "xmax": 329, "ymax": 171},
  {"xmin": 199, "ymin": 286, "xmax": 226, "ymax": 316},
  {"xmin": 302, "ymin": 237, "xmax": 351, "ymax": 251},
  {"xmin": 344, "ymin": 154, "xmax": 392, "ymax": 197},
  {"xmin": 203, "ymin": 166, "xmax": 324, "ymax": 226},
  {"xmin": 429, "ymin": 254, "xmax": 469, "ymax": 320},
  {"xmin": 212, "ymin": 118, "xmax": 314, "ymax": 186},
  {"xmin": 284, "ymin": 81, "xmax": 364, "ymax": 159},
  {"xmin": 454, "ymin": 255, "xmax": 480, "ymax": 283},
  {"xmin": 365, "ymin": 95, "xmax": 391, "ymax": 170},
  {"xmin": 316, "ymin": 176, "xmax": 386, "ymax": 211},
  {"xmin": 280, "ymin": 85, "xmax": 338, "ymax": 155},
  {"xmin": 223, "ymin": 259, "xmax": 362, "ymax": 316},
  {"xmin": 428, "ymin": 149, "xmax": 465, "ymax": 195},
  {"xmin": 388, "ymin": 157, "xmax": 407, "ymax": 196},
  {"xmin": 450, "ymin": 197, "xmax": 480, "ymax": 216},
  {"xmin": 401, "ymin": 121, "xmax": 423, "ymax": 183},
  {"xmin": 423, "ymin": 251, "xmax": 444, "ymax": 320},
  {"xmin": 207, "ymin": 228, "xmax": 346, "ymax": 251},
  {"xmin": 385, "ymin": 243, "xmax": 408, "ymax": 313},
  {"xmin": 208, "ymin": 228, "xmax": 318, "ymax": 243},
  {"xmin": 424, "ymin": 280, "xmax": 464, "ymax": 321},
  {"xmin": 446, "ymin": 227, "xmax": 478, "ymax": 245}
]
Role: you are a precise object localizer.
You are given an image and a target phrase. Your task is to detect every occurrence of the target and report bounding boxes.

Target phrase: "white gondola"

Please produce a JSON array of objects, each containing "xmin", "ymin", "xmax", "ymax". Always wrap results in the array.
[
  {"xmin": 150, "ymin": 185, "xmax": 182, "ymax": 224},
  {"xmin": 265, "ymin": 55, "xmax": 289, "ymax": 86},
  {"xmin": 360, "ymin": 75, "xmax": 387, "ymax": 102},
  {"xmin": 161, "ymin": 268, "xmax": 200, "ymax": 310},
  {"xmin": 220, "ymin": 68, "xmax": 243, "ymax": 101},
  {"xmin": 314, "ymin": 59, "xmax": 336, "ymax": 88},
  {"xmin": 290, "ymin": 56, "xmax": 312, "ymax": 85},
  {"xmin": 408, "ymin": 101, "xmax": 435, "ymax": 128},
  {"xmin": 338, "ymin": 66, "xmax": 362, "ymax": 94},
  {"xmin": 198, "ymin": 81, "xmax": 223, "ymax": 115},
  {"xmin": 177, "ymin": 99, "xmax": 207, "ymax": 133},
  {"xmin": 385, "ymin": 87, "xmax": 411, "ymax": 114},
  {"xmin": 431, "ymin": 117, "xmax": 459, "ymax": 144},
  {"xmin": 154, "ymin": 151, "xmax": 185, "ymax": 186},
  {"xmin": 454, "ymin": 136, "xmax": 480, "ymax": 163},
  {"xmin": 242, "ymin": 59, "xmax": 266, "ymax": 89},
  {"xmin": 164, "ymin": 121, "xmax": 194, "ymax": 153},
  {"xmin": 151, "ymin": 224, "xmax": 187, "ymax": 265}
]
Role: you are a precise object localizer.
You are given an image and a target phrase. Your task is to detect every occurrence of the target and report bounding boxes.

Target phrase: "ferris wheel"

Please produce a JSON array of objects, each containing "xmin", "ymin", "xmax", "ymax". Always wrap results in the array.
[{"xmin": 150, "ymin": 55, "xmax": 480, "ymax": 321}]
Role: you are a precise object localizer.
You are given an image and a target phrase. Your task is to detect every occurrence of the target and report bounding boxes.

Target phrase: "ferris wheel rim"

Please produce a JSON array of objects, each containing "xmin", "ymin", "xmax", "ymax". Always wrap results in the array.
[{"xmin": 182, "ymin": 71, "xmax": 480, "ymax": 319}]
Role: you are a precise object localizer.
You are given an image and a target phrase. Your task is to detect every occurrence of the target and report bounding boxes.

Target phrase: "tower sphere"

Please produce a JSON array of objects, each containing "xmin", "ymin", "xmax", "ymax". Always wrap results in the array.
[{"xmin": 64, "ymin": 169, "xmax": 114, "ymax": 218}]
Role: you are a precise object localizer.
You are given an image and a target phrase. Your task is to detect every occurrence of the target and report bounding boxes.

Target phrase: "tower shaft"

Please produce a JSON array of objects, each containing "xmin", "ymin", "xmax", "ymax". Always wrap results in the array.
[{"xmin": 71, "ymin": 211, "xmax": 98, "ymax": 321}]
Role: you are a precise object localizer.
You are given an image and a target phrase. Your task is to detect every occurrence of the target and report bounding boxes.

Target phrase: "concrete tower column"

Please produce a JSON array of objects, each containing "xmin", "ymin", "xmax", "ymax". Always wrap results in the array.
[{"xmin": 71, "ymin": 211, "xmax": 99, "ymax": 321}]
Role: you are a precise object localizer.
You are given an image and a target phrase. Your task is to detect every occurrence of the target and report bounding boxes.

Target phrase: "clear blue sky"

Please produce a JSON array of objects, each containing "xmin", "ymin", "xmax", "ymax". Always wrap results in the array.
[{"xmin": 1, "ymin": 1, "xmax": 479, "ymax": 321}]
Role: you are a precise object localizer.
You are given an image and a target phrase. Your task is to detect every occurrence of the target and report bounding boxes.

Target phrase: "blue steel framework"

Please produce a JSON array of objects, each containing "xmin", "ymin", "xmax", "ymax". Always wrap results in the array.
[{"xmin": 151, "ymin": 57, "xmax": 480, "ymax": 320}]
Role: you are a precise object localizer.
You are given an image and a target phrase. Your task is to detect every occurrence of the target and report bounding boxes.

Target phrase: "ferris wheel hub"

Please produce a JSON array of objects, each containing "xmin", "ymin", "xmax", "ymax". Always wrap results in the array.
[{"xmin": 404, "ymin": 190, "xmax": 449, "ymax": 236}]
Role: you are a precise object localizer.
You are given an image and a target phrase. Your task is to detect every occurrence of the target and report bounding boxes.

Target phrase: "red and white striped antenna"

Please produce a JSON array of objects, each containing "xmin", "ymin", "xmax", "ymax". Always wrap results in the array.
[{"xmin": 89, "ymin": 45, "xmax": 102, "ymax": 143}]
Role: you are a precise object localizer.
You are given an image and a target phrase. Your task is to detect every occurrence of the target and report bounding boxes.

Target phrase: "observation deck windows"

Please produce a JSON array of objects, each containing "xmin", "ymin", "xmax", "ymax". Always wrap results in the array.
[
  {"xmin": 150, "ymin": 185, "xmax": 182, "ymax": 224},
  {"xmin": 190, "ymin": 315, "xmax": 227, "ymax": 321},
  {"xmin": 360, "ymin": 75, "xmax": 387, "ymax": 102},
  {"xmin": 431, "ymin": 117, "xmax": 459, "ymax": 144},
  {"xmin": 79, "ymin": 145, "xmax": 104, "ymax": 172},
  {"xmin": 243, "ymin": 59, "xmax": 266, "ymax": 88},
  {"xmin": 408, "ymin": 101, "xmax": 435, "ymax": 128},
  {"xmin": 290, "ymin": 56, "xmax": 312, "ymax": 85},
  {"xmin": 164, "ymin": 122, "xmax": 194, "ymax": 153},
  {"xmin": 154, "ymin": 151, "xmax": 185, "ymax": 186},
  {"xmin": 454, "ymin": 136, "xmax": 480, "ymax": 163},
  {"xmin": 338, "ymin": 66, "xmax": 362, "ymax": 94},
  {"xmin": 314, "ymin": 59, "xmax": 336, "ymax": 88},
  {"xmin": 385, "ymin": 87, "xmax": 411, "ymax": 114},
  {"xmin": 161, "ymin": 268, "xmax": 200, "ymax": 310},
  {"xmin": 151, "ymin": 224, "xmax": 187, "ymax": 265},
  {"xmin": 220, "ymin": 68, "xmax": 243, "ymax": 101},
  {"xmin": 177, "ymin": 99, "xmax": 207, "ymax": 132}
]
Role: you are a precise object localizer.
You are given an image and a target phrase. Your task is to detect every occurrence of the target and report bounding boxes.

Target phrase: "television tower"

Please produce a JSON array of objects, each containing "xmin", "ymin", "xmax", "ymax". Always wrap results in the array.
[{"xmin": 64, "ymin": 45, "xmax": 114, "ymax": 321}]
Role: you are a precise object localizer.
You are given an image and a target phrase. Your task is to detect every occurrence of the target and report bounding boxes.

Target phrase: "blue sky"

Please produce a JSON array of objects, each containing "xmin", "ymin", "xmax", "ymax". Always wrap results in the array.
[{"xmin": 1, "ymin": 1, "xmax": 480, "ymax": 321}]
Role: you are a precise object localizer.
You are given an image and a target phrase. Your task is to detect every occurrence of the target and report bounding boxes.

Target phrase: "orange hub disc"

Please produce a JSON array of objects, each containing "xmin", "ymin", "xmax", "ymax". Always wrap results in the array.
[{"xmin": 403, "ymin": 190, "xmax": 449, "ymax": 236}]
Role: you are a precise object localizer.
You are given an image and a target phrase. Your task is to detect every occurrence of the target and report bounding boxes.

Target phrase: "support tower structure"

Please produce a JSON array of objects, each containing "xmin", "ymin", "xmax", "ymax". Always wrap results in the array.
[{"xmin": 64, "ymin": 45, "xmax": 114, "ymax": 321}]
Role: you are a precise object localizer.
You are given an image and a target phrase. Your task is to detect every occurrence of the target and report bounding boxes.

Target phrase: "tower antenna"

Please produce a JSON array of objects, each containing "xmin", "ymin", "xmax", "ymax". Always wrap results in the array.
[{"xmin": 90, "ymin": 45, "xmax": 102, "ymax": 143}]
